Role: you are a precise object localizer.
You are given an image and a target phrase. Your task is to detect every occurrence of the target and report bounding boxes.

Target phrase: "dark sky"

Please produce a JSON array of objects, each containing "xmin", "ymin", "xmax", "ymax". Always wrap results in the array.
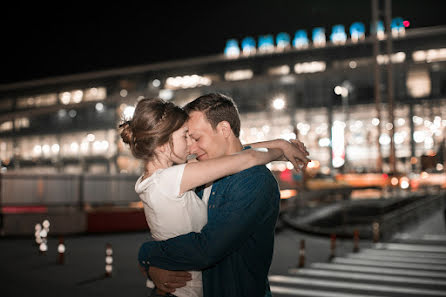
[{"xmin": 1, "ymin": 0, "xmax": 445, "ymax": 85}]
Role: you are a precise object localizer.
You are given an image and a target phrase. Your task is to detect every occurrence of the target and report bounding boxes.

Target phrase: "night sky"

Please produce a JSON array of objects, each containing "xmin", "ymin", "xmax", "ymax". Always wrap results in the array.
[{"xmin": 1, "ymin": 0, "xmax": 445, "ymax": 85}]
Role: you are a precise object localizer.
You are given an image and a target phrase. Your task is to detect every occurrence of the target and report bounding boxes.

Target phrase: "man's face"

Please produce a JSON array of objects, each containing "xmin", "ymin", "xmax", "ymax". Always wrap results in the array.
[{"xmin": 187, "ymin": 111, "xmax": 226, "ymax": 160}]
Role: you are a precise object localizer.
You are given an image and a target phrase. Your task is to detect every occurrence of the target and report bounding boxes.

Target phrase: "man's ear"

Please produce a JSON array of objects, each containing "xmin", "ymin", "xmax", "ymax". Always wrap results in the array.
[{"xmin": 216, "ymin": 121, "xmax": 232, "ymax": 138}]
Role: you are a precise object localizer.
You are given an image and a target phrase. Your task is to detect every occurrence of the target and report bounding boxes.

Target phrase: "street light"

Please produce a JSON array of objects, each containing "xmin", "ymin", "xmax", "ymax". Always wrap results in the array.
[
  {"xmin": 333, "ymin": 81, "xmax": 353, "ymax": 171},
  {"xmin": 272, "ymin": 97, "xmax": 286, "ymax": 110}
]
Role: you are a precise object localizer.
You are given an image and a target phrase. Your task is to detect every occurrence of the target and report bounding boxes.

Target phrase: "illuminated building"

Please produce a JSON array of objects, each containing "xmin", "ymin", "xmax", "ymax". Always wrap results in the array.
[{"xmin": 1, "ymin": 21, "xmax": 445, "ymax": 177}]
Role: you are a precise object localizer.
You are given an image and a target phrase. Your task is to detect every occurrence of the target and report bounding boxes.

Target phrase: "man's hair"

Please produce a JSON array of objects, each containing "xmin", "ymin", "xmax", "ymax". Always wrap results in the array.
[{"xmin": 184, "ymin": 93, "xmax": 241, "ymax": 137}]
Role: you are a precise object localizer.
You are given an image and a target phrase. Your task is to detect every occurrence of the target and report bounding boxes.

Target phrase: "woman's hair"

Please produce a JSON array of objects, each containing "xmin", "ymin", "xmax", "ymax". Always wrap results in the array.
[{"xmin": 119, "ymin": 98, "xmax": 188, "ymax": 161}]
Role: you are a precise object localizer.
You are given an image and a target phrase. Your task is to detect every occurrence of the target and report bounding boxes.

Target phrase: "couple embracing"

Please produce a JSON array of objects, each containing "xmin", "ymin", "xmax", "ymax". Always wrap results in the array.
[{"xmin": 120, "ymin": 93, "xmax": 310, "ymax": 297}]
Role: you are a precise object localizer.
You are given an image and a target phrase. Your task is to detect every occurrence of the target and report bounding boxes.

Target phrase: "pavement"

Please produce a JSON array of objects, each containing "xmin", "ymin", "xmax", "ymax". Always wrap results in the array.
[{"xmin": 0, "ymin": 200, "xmax": 445, "ymax": 297}]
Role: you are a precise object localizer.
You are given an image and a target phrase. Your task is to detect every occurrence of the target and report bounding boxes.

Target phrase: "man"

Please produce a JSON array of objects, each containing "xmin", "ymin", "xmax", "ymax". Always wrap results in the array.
[{"xmin": 138, "ymin": 93, "xmax": 309, "ymax": 296}]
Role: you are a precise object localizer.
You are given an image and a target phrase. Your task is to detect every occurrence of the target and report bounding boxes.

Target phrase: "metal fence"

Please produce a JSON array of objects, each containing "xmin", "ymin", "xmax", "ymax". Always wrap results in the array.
[{"xmin": 0, "ymin": 173, "xmax": 140, "ymax": 207}]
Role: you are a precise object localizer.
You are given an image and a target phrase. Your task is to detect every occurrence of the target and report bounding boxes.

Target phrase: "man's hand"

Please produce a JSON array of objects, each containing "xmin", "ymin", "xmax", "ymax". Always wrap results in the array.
[
  {"xmin": 148, "ymin": 266, "xmax": 192, "ymax": 293},
  {"xmin": 280, "ymin": 139, "xmax": 310, "ymax": 172}
]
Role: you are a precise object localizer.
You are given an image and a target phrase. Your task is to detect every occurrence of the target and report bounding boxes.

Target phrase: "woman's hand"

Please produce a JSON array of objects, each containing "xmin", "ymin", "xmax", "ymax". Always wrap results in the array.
[{"xmin": 279, "ymin": 139, "xmax": 310, "ymax": 172}]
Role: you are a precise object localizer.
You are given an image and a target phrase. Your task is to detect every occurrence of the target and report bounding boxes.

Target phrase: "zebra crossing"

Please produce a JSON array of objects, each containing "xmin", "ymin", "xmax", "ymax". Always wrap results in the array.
[{"xmin": 269, "ymin": 234, "xmax": 446, "ymax": 296}]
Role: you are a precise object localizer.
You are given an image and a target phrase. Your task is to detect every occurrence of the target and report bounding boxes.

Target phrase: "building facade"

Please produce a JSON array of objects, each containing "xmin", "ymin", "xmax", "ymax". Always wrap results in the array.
[{"xmin": 1, "ymin": 24, "xmax": 445, "ymax": 177}]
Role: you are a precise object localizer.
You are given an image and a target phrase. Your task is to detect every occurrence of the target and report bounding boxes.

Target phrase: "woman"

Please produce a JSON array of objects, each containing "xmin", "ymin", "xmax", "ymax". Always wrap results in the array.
[{"xmin": 120, "ymin": 98, "xmax": 306, "ymax": 297}]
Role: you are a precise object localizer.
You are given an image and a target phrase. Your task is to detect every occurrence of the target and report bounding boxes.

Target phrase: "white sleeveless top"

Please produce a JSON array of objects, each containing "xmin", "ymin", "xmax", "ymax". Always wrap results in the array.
[{"xmin": 135, "ymin": 163, "xmax": 210, "ymax": 297}]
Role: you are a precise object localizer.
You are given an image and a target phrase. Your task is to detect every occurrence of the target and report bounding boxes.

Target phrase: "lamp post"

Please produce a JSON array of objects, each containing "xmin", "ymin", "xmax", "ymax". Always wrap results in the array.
[{"xmin": 333, "ymin": 81, "xmax": 353, "ymax": 171}]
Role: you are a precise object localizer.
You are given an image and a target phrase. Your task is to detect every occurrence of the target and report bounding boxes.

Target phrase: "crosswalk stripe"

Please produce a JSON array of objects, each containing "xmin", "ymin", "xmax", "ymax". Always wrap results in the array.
[
  {"xmin": 393, "ymin": 233, "xmax": 446, "ymax": 241},
  {"xmin": 288, "ymin": 268, "xmax": 446, "ymax": 286},
  {"xmin": 333, "ymin": 257, "xmax": 446, "ymax": 271},
  {"xmin": 361, "ymin": 248, "xmax": 446, "ymax": 259},
  {"xmin": 346, "ymin": 253, "xmax": 446, "ymax": 265},
  {"xmin": 270, "ymin": 285, "xmax": 385, "ymax": 297},
  {"xmin": 269, "ymin": 275, "xmax": 446, "ymax": 296},
  {"xmin": 374, "ymin": 243, "xmax": 446, "ymax": 253},
  {"xmin": 309, "ymin": 263, "xmax": 446, "ymax": 278}
]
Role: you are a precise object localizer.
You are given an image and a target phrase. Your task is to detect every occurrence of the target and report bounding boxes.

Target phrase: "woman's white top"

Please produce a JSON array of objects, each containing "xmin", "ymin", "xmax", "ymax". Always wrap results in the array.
[{"xmin": 135, "ymin": 163, "xmax": 209, "ymax": 297}]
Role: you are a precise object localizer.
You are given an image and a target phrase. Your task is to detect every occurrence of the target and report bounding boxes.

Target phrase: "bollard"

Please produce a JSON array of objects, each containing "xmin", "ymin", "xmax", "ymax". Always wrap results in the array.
[
  {"xmin": 329, "ymin": 233, "xmax": 336, "ymax": 261},
  {"xmin": 298, "ymin": 239, "xmax": 305, "ymax": 268},
  {"xmin": 105, "ymin": 243, "xmax": 113, "ymax": 277},
  {"xmin": 34, "ymin": 223, "xmax": 43, "ymax": 246},
  {"xmin": 353, "ymin": 229, "xmax": 360, "ymax": 253},
  {"xmin": 38, "ymin": 220, "xmax": 49, "ymax": 255},
  {"xmin": 58, "ymin": 237, "xmax": 65, "ymax": 265},
  {"xmin": 372, "ymin": 222, "xmax": 380, "ymax": 243}
]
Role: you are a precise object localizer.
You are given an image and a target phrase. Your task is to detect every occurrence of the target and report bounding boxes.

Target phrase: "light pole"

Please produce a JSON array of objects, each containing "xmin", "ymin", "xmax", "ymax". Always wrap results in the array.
[{"xmin": 334, "ymin": 81, "xmax": 353, "ymax": 171}]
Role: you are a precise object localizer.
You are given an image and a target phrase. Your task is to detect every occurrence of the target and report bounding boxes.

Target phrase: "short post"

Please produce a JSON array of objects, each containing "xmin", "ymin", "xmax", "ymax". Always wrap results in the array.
[
  {"xmin": 372, "ymin": 222, "xmax": 380, "ymax": 243},
  {"xmin": 39, "ymin": 220, "xmax": 49, "ymax": 255},
  {"xmin": 58, "ymin": 237, "xmax": 65, "ymax": 265},
  {"xmin": 298, "ymin": 239, "xmax": 305, "ymax": 268},
  {"xmin": 105, "ymin": 243, "xmax": 113, "ymax": 277},
  {"xmin": 329, "ymin": 233, "xmax": 336, "ymax": 261},
  {"xmin": 34, "ymin": 223, "xmax": 43, "ymax": 247},
  {"xmin": 353, "ymin": 229, "xmax": 360, "ymax": 253}
]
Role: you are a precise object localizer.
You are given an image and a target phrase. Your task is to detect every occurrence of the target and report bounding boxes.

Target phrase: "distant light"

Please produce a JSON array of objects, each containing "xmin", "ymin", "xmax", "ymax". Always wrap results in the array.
[
  {"xmin": 159, "ymin": 89, "xmax": 173, "ymax": 101},
  {"xmin": 33, "ymin": 145, "xmax": 42, "ymax": 155},
  {"xmin": 58, "ymin": 109, "xmax": 67, "ymax": 118},
  {"xmin": 120, "ymin": 89, "xmax": 128, "ymax": 97},
  {"xmin": 68, "ymin": 110, "xmax": 77, "ymax": 118},
  {"xmin": 123, "ymin": 106, "xmax": 135, "ymax": 120},
  {"xmin": 51, "ymin": 144, "xmax": 60, "ymax": 153},
  {"xmin": 280, "ymin": 189, "xmax": 297, "ymax": 200},
  {"xmin": 334, "ymin": 86, "xmax": 343, "ymax": 95},
  {"xmin": 437, "ymin": 163, "xmax": 444, "ymax": 171},
  {"xmin": 258, "ymin": 35, "xmax": 275, "ymax": 53},
  {"xmin": 42, "ymin": 144, "xmax": 50, "ymax": 154},
  {"xmin": 391, "ymin": 177, "xmax": 399, "ymax": 186},
  {"xmin": 276, "ymin": 32, "xmax": 291, "ymax": 50},
  {"xmin": 87, "ymin": 134, "xmax": 95, "ymax": 142},
  {"xmin": 400, "ymin": 177, "xmax": 410, "ymax": 189},
  {"xmin": 241, "ymin": 37, "xmax": 256, "ymax": 56},
  {"xmin": 224, "ymin": 69, "xmax": 253, "ymax": 81},
  {"xmin": 372, "ymin": 118, "xmax": 380, "ymax": 126},
  {"xmin": 58, "ymin": 243, "xmax": 66, "ymax": 254},
  {"xmin": 72, "ymin": 90, "xmax": 83, "ymax": 103},
  {"xmin": 152, "ymin": 79, "xmax": 161, "ymax": 88},
  {"xmin": 379, "ymin": 134, "xmax": 391, "ymax": 145},
  {"xmin": 39, "ymin": 242, "xmax": 48, "ymax": 252},
  {"xmin": 294, "ymin": 61, "xmax": 326, "ymax": 74},
  {"xmin": 272, "ymin": 97, "xmax": 286, "ymax": 110},
  {"xmin": 403, "ymin": 20, "xmax": 410, "ymax": 28},
  {"xmin": 318, "ymin": 138, "xmax": 331, "ymax": 147},
  {"xmin": 95, "ymin": 102, "xmax": 104, "ymax": 112},
  {"xmin": 224, "ymin": 39, "xmax": 240, "ymax": 58}
]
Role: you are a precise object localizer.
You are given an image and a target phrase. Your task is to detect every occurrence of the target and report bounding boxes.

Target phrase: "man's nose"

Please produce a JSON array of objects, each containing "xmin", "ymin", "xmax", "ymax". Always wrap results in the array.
[{"xmin": 189, "ymin": 140, "xmax": 199, "ymax": 154}]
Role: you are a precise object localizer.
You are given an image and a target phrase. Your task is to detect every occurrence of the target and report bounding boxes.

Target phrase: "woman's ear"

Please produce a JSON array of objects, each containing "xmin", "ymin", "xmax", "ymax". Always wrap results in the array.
[
  {"xmin": 157, "ymin": 142, "xmax": 168, "ymax": 153},
  {"xmin": 216, "ymin": 121, "xmax": 232, "ymax": 138}
]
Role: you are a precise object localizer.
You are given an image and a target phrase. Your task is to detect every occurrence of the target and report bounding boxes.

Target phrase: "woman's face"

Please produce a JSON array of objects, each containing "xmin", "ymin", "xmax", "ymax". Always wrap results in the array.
[{"xmin": 169, "ymin": 123, "xmax": 192, "ymax": 164}]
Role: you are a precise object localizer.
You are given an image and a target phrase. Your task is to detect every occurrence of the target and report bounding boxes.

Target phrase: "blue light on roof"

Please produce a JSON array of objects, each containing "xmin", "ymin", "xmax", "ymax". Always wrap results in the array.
[
  {"xmin": 293, "ymin": 30, "xmax": 309, "ymax": 49},
  {"xmin": 330, "ymin": 24, "xmax": 347, "ymax": 44},
  {"xmin": 371, "ymin": 20, "xmax": 385, "ymax": 34},
  {"xmin": 241, "ymin": 37, "xmax": 256, "ymax": 55},
  {"xmin": 224, "ymin": 39, "xmax": 240, "ymax": 57},
  {"xmin": 276, "ymin": 32, "xmax": 291, "ymax": 49},
  {"xmin": 312, "ymin": 27, "xmax": 326, "ymax": 46},
  {"xmin": 350, "ymin": 22, "xmax": 365, "ymax": 41},
  {"xmin": 258, "ymin": 35, "xmax": 275, "ymax": 52},
  {"xmin": 391, "ymin": 17, "xmax": 404, "ymax": 30}
]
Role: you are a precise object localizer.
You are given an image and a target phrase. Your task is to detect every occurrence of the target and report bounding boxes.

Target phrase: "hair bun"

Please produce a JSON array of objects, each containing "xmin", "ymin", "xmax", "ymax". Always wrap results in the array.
[{"xmin": 120, "ymin": 121, "xmax": 133, "ymax": 145}]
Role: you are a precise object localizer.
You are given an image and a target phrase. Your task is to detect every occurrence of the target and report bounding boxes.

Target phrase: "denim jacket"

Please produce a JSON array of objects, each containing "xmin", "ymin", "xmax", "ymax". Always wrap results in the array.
[{"xmin": 138, "ymin": 164, "xmax": 280, "ymax": 297}]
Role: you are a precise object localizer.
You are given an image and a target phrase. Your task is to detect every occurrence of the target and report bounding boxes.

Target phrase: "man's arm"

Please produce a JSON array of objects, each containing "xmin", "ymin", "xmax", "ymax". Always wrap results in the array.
[{"xmin": 138, "ymin": 167, "xmax": 278, "ymax": 270}]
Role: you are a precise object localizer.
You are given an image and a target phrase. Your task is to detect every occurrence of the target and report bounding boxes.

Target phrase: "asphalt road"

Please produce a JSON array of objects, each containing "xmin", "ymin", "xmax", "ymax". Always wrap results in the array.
[{"xmin": 1, "ymin": 205, "xmax": 444, "ymax": 297}]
